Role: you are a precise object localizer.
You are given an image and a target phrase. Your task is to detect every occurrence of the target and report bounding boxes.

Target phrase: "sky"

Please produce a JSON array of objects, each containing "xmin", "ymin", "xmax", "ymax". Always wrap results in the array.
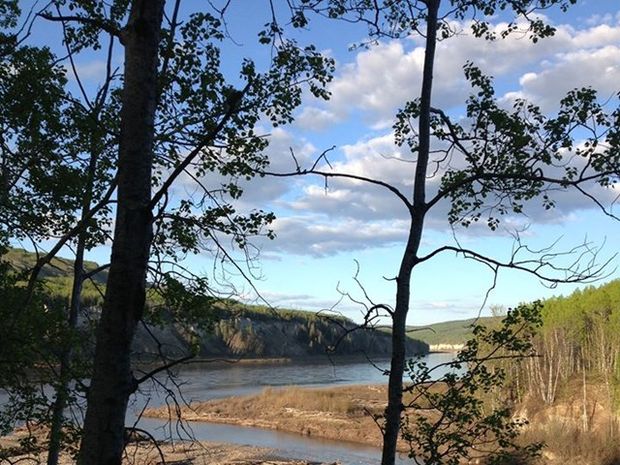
[{"xmin": 16, "ymin": 0, "xmax": 620, "ymax": 326}]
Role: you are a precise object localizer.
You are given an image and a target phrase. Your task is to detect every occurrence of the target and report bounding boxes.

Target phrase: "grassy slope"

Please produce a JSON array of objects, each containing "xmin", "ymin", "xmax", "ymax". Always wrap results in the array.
[
  {"xmin": 409, "ymin": 316, "xmax": 500, "ymax": 345},
  {"xmin": 3, "ymin": 247, "xmax": 108, "ymax": 284}
]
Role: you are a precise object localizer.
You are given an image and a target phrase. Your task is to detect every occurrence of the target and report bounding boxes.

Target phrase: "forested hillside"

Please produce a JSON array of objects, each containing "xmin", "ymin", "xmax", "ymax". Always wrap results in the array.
[
  {"xmin": 414, "ymin": 280, "xmax": 620, "ymax": 357},
  {"xmin": 2, "ymin": 248, "xmax": 429, "ymax": 360},
  {"xmin": 5, "ymin": 248, "xmax": 108, "ymax": 283},
  {"xmin": 525, "ymin": 280, "xmax": 620, "ymax": 403},
  {"xmin": 405, "ymin": 282, "xmax": 620, "ymax": 464},
  {"xmin": 136, "ymin": 305, "xmax": 429, "ymax": 359}
]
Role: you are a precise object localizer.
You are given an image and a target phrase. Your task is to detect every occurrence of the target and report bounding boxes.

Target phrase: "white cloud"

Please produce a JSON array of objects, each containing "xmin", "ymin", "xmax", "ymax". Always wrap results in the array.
[
  {"xmin": 266, "ymin": 215, "xmax": 410, "ymax": 256},
  {"xmin": 504, "ymin": 45, "xmax": 620, "ymax": 110},
  {"xmin": 296, "ymin": 107, "xmax": 340, "ymax": 131},
  {"xmin": 168, "ymin": 17, "xmax": 620, "ymax": 259},
  {"xmin": 70, "ymin": 60, "xmax": 108, "ymax": 81},
  {"xmin": 261, "ymin": 127, "xmax": 619, "ymax": 256},
  {"xmin": 299, "ymin": 19, "xmax": 620, "ymax": 127},
  {"xmin": 170, "ymin": 126, "xmax": 318, "ymax": 213}
]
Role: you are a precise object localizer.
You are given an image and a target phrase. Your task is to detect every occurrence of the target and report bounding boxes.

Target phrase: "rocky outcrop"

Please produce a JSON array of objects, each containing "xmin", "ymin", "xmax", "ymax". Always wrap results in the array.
[{"xmin": 133, "ymin": 312, "xmax": 429, "ymax": 360}]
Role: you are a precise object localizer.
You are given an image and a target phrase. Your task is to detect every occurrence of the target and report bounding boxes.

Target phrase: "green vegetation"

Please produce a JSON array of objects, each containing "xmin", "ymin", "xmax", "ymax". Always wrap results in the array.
[
  {"xmin": 409, "ymin": 281, "xmax": 620, "ymax": 465},
  {"xmin": 404, "ymin": 303, "xmax": 544, "ymax": 465},
  {"xmin": 4, "ymin": 248, "xmax": 107, "ymax": 283},
  {"xmin": 523, "ymin": 279, "xmax": 620, "ymax": 406},
  {"xmin": 1, "ymin": 247, "xmax": 429, "ymax": 361},
  {"xmin": 410, "ymin": 316, "xmax": 499, "ymax": 346}
]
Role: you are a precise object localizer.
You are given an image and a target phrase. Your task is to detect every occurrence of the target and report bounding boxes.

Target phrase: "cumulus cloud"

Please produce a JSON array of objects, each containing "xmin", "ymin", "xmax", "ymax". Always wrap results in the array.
[
  {"xmin": 260, "ymin": 128, "xmax": 618, "ymax": 255},
  {"xmin": 71, "ymin": 60, "xmax": 108, "ymax": 80},
  {"xmin": 168, "ymin": 17, "xmax": 620, "ymax": 259},
  {"xmin": 266, "ymin": 215, "xmax": 410, "ymax": 257},
  {"xmin": 296, "ymin": 107, "xmax": 340, "ymax": 131},
  {"xmin": 170, "ymin": 126, "xmax": 317, "ymax": 213},
  {"xmin": 503, "ymin": 45, "xmax": 620, "ymax": 111},
  {"xmin": 247, "ymin": 290, "xmax": 339, "ymax": 310},
  {"xmin": 297, "ymin": 19, "xmax": 620, "ymax": 128}
]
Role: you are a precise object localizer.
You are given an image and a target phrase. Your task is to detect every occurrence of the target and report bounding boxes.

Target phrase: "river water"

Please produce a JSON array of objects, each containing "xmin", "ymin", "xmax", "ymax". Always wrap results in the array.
[
  {"xmin": 126, "ymin": 353, "xmax": 455, "ymax": 465},
  {"xmin": 1, "ymin": 353, "xmax": 455, "ymax": 464}
]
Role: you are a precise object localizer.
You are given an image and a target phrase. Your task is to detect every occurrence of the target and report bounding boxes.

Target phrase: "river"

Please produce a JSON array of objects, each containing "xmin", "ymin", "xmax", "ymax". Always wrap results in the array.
[
  {"xmin": 127, "ymin": 353, "xmax": 455, "ymax": 465},
  {"xmin": 1, "ymin": 353, "xmax": 455, "ymax": 464}
]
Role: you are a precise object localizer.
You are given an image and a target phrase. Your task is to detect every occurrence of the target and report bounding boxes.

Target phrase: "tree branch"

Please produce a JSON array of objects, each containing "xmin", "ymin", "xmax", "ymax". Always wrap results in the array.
[
  {"xmin": 38, "ymin": 13, "xmax": 122, "ymax": 38},
  {"xmin": 263, "ymin": 148, "xmax": 414, "ymax": 210},
  {"xmin": 417, "ymin": 242, "xmax": 615, "ymax": 285},
  {"xmin": 134, "ymin": 354, "xmax": 195, "ymax": 386},
  {"xmin": 24, "ymin": 175, "xmax": 118, "ymax": 304},
  {"xmin": 149, "ymin": 80, "xmax": 253, "ymax": 209}
]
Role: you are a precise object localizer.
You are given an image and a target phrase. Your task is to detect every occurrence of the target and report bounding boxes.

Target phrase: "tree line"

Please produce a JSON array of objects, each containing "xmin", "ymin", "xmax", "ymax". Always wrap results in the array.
[{"xmin": 516, "ymin": 280, "xmax": 620, "ymax": 407}]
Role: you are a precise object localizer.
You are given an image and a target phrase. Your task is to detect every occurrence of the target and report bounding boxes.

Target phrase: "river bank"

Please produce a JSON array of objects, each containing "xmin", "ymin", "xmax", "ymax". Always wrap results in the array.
[
  {"xmin": 135, "ymin": 353, "xmax": 396, "ymax": 370},
  {"xmin": 144, "ymin": 381, "xmax": 620, "ymax": 465},
  {"xmin": 144, "ymin": 384, "xmax": 394, "ymax": 450},
  {"xmin": 0, "ymin": 432, "xmax": 329, "ymax": 465}
]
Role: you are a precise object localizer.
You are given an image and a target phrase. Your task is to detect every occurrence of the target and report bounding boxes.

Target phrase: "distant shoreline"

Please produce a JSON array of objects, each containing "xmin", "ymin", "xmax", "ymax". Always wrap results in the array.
[
  {"xmin": 133, "ymin": 353, "xmax": 397, "ymax": 370},
  {"xmin": 428, "ymin": 344, "xmax": 464, "ymax": 353}
]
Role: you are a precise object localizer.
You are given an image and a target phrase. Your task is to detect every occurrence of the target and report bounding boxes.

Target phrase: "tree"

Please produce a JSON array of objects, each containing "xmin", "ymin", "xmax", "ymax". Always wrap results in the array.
[
  {"xmin": 1, "ymin": 6, "xmax": 92, "ymax": 462},
  {"xmin": 28, "ymin": 2, "xmax": 334, "ymax": 464},
  {"xmin": 402, "ymin": 302, "xmax": 543, "ymax": 465},
  {"xmin": 270, "ymin": 1, "xmax": 619, "ymax": 464}
]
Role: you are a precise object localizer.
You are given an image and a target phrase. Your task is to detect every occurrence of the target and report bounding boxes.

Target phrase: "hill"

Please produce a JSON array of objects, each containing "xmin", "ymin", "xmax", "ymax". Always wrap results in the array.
[
  {"xmin": 3, "ymin": 247, "xmax": 108, "ymax": 284},
  {"xmin": 408, "ymin": 316, "xmax": 500, "ymax": 347},
  {"xmin": 136, "ymin": 305, "xmax": 429, "ymax": 360},
  {"xmin": 1, "ymin": 247, "xmax": 429, "ymax": 359}
]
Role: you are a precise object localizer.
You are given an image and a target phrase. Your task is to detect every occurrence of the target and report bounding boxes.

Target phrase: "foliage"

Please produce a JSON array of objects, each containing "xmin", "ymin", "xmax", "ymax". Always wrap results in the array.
[
  {"xmin": 3, "ymin": 248, "xmax": 108, "ymax": 283},
  {"xmin": 0, "ymin": 247, "xmax": 84, "ymax": 455},
  {"xmin": 402, "ymin": 303, "xmax": 543, "ymax": 465},
  {"xmin": 422, "ymin": 63, "xmax": 620, "ymax": 230},
  {"xmin": 279, "ymin": 4, "xmax": 619, "ymax": 463},
  {"xmin": 522, "ymin": 279, "xmax": 620, "ymax": 405}
]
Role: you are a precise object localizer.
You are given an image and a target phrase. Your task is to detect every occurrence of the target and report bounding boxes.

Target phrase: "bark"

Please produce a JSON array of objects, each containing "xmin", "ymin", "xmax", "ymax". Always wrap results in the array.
[
  {"xmin": 77, "ymin": 1, "xmax": 165, "ymax": 464},
  {"xmin": 381, "ymin": 2, "xmax": 440, "ymax": 464}
]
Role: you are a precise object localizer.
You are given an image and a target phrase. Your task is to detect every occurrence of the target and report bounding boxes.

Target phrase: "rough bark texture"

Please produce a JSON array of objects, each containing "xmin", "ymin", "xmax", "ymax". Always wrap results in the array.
[
  {"xmin": 77, "ymin": 2, "xmax": 165, "ymax": 464},
  {"xmin": 381, "ymin": 2, "xmax": 439, "ymax": 464}
]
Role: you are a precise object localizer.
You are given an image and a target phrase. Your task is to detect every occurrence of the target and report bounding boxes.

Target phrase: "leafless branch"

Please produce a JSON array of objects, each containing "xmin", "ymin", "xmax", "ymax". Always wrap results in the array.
[
  {"xmin": 263, "ymin": 146, "xmax": 413, "ymax": 209},
  {"xmin": 135, "ymin": 354, "xmax": 195, "ymax": 386}
]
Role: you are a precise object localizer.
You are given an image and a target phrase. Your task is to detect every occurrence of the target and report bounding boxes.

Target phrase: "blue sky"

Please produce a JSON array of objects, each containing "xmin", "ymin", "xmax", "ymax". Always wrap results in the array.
[
  {"xmin": 220, "ymin": 1, "xmax": 620, "ymax": 325},
  {"xmin": 17, "ymin": 1, "xmax": 620, "ymax": 325}
]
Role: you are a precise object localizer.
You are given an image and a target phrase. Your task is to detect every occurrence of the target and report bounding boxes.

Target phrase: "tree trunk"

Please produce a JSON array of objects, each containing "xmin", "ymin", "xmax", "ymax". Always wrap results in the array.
[
  {"xmin": 47, "ymin": 122, "xmax": 101, "ymax": 465},
  {"xmin": 77, "ymin": 2, "xmax": 165, "ymax": 464},
  {"xmin": 46, "ymin": 235, "xmax": 84, "ymax": 465},
  {"xmin": 381, "ymin": 241, "xmax": 416, "ymax": 465},
  {"xmin": 381, "ymin": 2, "xmax": 439, "ymax": 465}
]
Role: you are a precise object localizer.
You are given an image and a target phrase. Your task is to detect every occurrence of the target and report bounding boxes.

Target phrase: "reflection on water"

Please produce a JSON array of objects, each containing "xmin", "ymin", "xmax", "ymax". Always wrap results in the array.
[{"xmin": 137, "ymin": 417, "xmax": 412, "ymax": 465}]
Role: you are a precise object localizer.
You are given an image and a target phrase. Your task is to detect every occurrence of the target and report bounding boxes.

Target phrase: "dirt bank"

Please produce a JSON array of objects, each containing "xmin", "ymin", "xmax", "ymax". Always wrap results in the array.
[
  {"xmin": 0, "ymin": 437, "xmax": 325, "ymax": 465},
  {"xmin": 144, "ymin": 381, "xmax": 620, "ymax": 465},
  {"xmin": 144, "ymin": 384, "xmax": 393, "ymax": 450}
]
